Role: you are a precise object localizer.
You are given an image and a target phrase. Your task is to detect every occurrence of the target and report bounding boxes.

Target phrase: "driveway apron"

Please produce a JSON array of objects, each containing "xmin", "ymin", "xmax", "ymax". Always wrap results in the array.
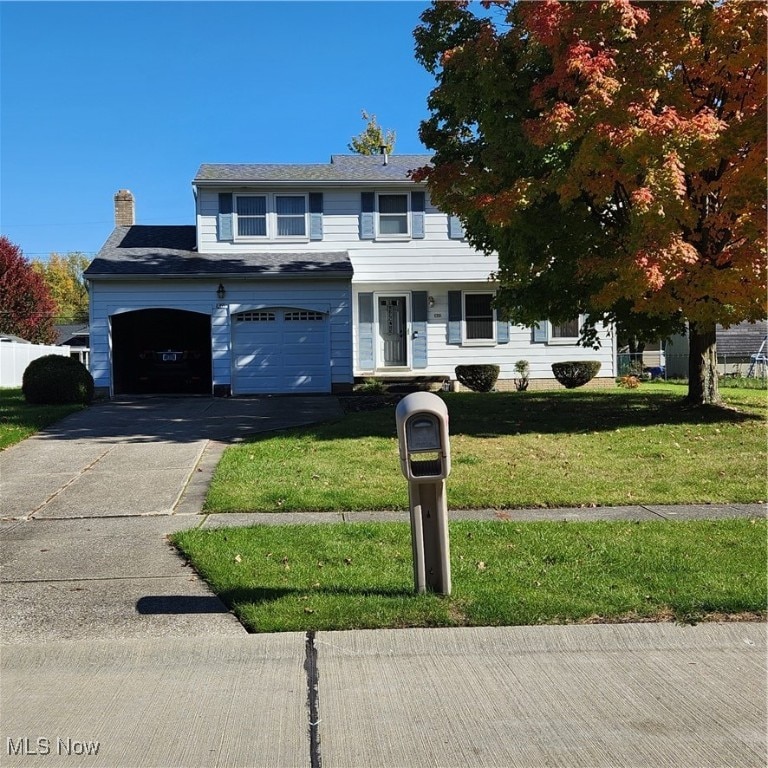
[
  {"xmin": 0, "ymin": 396, "xmax": 343, "ymax": 643},
  {"xmin": 0, "ymin": 396, "xmax": 344, "ymax": 520}
]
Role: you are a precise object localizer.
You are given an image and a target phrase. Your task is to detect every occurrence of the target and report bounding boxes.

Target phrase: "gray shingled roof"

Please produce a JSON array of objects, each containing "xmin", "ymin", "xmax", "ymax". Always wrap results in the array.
[
  {"xmin": 717, "ymin": 320, "xmax": 768, "ymax": 360},
  {"xmin": 85, "ymin": 226, "xmax": 353, "ymax": 279},
  {"xmin": 194, "ymin": 154, "xmax": 432, "ymax": 184},
  {"xmin": 55, "ymin": 324, "xmax": 90, "ymax": 346}
]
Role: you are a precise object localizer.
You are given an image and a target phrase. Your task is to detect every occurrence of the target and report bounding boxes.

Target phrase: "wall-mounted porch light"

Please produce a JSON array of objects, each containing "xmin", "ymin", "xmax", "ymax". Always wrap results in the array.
[
  {"xmin": 428, "ymin": 296, "xmax": 435, "ymax": 308},
  {"xmin": 216, "ymin": 283, "xmax": 226, "ymax": 300}
]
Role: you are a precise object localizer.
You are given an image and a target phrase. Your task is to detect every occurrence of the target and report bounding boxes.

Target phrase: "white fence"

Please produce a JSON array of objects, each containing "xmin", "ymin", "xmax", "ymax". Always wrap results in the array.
[{"xmin": 0, "ymin": 341, "xmax": 71, "ymax": 388}]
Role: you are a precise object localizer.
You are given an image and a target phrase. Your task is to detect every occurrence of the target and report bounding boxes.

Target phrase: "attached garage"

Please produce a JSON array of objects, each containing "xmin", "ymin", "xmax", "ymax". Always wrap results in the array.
[
  {"xmin": 112, "ymin": 308, "xmax": 212, "ymax": 395},
  {"xmin": 85, "ymin": 221, "xmax": 353, "ymax": 398},
  {"xmin": 232, "ymin": 307, "xmax": 331, "ymax": 394}
]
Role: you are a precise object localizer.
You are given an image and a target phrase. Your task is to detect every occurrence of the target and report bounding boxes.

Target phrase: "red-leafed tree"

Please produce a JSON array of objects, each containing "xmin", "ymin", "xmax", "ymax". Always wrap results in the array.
[
  {"xmin": 414, "ymin": 0, "xmax": 766, "ymax": 404},
  {"xmin": 0, "ymin": 236, "xmax": 57, "ymax": 344}
]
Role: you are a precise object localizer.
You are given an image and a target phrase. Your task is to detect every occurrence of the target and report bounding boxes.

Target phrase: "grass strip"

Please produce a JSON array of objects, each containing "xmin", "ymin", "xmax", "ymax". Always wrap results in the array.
[
  {"xmin": 0, "ymin": 388, "xmax": 86, "ymax": 451},
  {"xmin": 171, "ymin": 518, "xmax": 767, "ymax": 633},
  {"xmin": 205, "ymin": 386, "xmax": 767, "ymax": 512}
]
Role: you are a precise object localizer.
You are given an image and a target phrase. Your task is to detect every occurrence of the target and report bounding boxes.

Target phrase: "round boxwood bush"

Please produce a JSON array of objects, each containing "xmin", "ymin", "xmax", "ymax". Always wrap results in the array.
[
  {"xmin": 455, "ymin": 364, "xmax": 500, "ymax": 393},
  {"xmin": 551, "ymin": 360, "xmax": 601, "ymax": 389},
  {"xmin": 22, "ymin": 355, "xmax": 94, "ymax": 405}
]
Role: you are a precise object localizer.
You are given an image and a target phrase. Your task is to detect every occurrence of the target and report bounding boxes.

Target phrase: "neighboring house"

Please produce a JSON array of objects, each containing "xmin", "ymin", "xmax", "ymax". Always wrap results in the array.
[
  {"xmin": 0, "ymin": 334, "xmax": 31, "ymax": 344},
  {"xmin": 55, "ymin": 323, "xmax": 90, "ymax": 367},
  {"xmin": 665, "ymin": 319, "xmax": 768, "ymax": 378},
  {"xmin": 85, "ymin": 154, "xmax": 615, "ymax": 397},
  {"xmin": 55, "ymin": 323, "xmax": 89, "ymax": 347}
]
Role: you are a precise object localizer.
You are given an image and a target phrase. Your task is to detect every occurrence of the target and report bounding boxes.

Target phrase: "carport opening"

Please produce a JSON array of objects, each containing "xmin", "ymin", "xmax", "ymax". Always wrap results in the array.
[{"xmin": 112, "ymin": 309, "xmax": 212, "ymax": 395}]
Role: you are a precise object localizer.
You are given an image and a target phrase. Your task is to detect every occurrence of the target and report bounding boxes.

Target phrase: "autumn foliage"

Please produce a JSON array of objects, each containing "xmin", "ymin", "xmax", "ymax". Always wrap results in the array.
[
  {"xmin": 414, "ymin": 0, "xmax": 767, "ymax": 403},
  {"xmin": 0, "ymin": 236, "xmax": 57, "ymax": 344},
  {"xmin": 32, "ymin": 252, "xmax": 90, "ymax": 323}
]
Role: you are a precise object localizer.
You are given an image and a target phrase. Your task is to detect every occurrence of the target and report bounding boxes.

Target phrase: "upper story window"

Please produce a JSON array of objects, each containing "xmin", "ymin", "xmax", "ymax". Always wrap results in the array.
[
  {"xmin": 233, "ymin": 194, "xmax": 307, "ymax": 240},
  {"xmin": 237, "ymin": 196, "xmax": 267, "ymax": 237},
  {"xmin": 378, "ymin": 193, "xmax": 409, "ymax": 237},
  {"xmin": 360, "ymin": 191, "xmax": 425, "ymax": 241},
  {"xmin": 276, "ymin": 196, "xmax": 307, "ymax": 237}
]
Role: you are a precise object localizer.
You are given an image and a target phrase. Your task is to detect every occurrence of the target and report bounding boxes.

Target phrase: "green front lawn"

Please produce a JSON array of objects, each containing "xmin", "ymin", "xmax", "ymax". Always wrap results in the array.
[
  {"xmin": 205, "ymin": 385, "xmax": 767, "ymax": 512},
  {"xmin": 171, "ymin": 518, "xmax": 767, "ymax": 632},
  {"xmin": 0, "ymin": 388, "xmax": 86, "ymax": 451}
]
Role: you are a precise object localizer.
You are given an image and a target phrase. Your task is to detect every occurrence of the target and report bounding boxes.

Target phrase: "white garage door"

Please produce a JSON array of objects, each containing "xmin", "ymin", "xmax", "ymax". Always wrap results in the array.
[{"xmin": 232, "ymin": 308, "xmax": 331, "ymax": 394}]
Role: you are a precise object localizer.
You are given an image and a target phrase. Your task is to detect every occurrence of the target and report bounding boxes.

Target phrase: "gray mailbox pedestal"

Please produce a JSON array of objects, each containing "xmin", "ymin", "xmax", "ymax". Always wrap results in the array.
[{"xmin": 395, "ymin": 392, "xmax": 451, "ymax": 595}]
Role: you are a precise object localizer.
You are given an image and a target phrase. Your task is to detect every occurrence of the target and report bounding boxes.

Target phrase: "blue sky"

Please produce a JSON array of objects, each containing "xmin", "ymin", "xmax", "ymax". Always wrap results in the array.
[{"xmin": 0, "ymin": 1, "xmax": 436, "ymax": 260}]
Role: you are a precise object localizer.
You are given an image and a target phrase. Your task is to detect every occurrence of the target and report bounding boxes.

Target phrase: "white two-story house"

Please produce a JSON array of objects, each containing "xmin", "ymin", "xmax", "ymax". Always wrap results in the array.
[{"xmin": 85, "ymin": 153, "xmax": 615, "ymax": 397}]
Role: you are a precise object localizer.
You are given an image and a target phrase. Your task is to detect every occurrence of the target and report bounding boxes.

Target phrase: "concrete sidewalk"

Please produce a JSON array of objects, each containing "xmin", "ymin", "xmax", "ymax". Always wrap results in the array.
[
  {"xmin": 1, "ymin": 396, "xmax": 766, "ymax": 767},
  {"xmin": 1, "ymin": 624, "xmax": 765, "ymax": 767}
]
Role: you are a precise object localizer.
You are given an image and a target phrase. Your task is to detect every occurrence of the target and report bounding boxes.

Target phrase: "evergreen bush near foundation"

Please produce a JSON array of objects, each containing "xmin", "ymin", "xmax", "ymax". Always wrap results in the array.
[
  {"xmin": 551, "ymin": 361, "xmax": 602, "ymax": 389},
  {"xmin": 22, "ymin": 355, "xmax": 94, "ymax": 405},
  {"xmin": 455, "ymin": 364, "xmax": 500, "ymax": 392}
]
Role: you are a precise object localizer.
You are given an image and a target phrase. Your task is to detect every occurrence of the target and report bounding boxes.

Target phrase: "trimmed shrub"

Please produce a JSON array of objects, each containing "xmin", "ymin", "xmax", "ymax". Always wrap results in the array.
[
  {"xmin": 551, "ymin": 360, "xmax": 601, "ymax": 389},
  {"xmin": 22, "ymin": 355, "xmax": 94, "ymax": 405},
  {"xmin": 455, "ymin": 364, "xmax": 500, "ymax": 393},
  {"xmin": 514, "ymin": 359, "xmax": 530, "ymax": 391},
  {"xmin": 357, "ymin": 378, "xmax": 387, "ymax": 395}
]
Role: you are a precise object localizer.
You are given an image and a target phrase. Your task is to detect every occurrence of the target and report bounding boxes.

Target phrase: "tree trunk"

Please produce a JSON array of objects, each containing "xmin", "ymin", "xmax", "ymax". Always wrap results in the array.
[{"xmin": 686, "ymin": 321, "xmax": 721, "ymax": 405}]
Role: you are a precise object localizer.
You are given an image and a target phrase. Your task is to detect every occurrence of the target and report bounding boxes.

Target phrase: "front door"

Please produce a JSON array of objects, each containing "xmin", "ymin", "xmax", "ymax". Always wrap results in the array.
[{"xmin": 378, "ymin": 297, "xmax": 406, "ymax": 367}]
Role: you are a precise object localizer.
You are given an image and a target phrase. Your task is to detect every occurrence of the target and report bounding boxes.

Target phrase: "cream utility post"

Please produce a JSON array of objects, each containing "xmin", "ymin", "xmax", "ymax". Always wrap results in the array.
[{"xmin": 395, "ymin": 392, "xmax": 452, "ymax": 595}]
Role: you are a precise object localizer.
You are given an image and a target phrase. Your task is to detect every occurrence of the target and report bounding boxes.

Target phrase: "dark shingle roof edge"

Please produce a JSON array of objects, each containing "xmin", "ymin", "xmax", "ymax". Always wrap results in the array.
[
  {"xmin": 193, "ymin": 154, "xmax": 433, "ymax": 184},
  {"xmin": 85, "ymin": 226, "xmax": 353, "ymax": 279}
]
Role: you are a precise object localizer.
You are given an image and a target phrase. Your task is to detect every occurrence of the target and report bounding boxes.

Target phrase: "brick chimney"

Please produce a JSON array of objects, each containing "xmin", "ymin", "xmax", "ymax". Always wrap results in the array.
[{"xmin": 114, "ymin": 189, "xmax": 135, "ymax": 226}]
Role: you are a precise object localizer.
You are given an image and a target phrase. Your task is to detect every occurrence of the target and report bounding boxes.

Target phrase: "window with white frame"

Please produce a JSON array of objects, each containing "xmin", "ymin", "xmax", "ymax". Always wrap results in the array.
[
  {"xmin": 464, "ymin": 292, "xmax": 495, "ymax": 341},
  {"xmin": 236, "ymin": 196, "xmax": 267, "ymax": 237},
  {"xmin": 378, "ymin": 193, "xmax": 409, "ymax": 236},
  {"xmin": 551, "ymin": 318, "xmax": 580, "ymax": 339},
  {"xmin": 276, "ymin": 196, "xmax": 307, "ymax": 237},
  {"xmin": 234, "ymin": 194, "xmax": 307, "ymax": 239}
]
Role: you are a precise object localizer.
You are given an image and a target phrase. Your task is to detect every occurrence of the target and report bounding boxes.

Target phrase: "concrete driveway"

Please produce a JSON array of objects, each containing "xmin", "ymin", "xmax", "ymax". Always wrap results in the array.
[{"xmin": 0, "ymin": 395, "xmax": 343, "ymax": 520}]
